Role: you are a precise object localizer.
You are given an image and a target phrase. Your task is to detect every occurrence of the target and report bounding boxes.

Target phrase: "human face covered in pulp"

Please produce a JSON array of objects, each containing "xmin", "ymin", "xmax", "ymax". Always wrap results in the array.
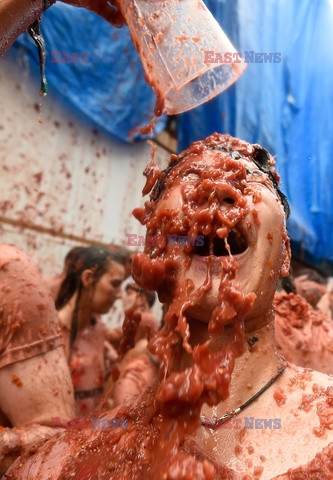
[{"xmin": 133, "ymin": 134, "xmax": 290, "ymax": 326}]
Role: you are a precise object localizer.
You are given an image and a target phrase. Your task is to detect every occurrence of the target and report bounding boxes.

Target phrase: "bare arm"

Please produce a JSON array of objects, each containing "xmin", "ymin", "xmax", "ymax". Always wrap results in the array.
[
  {"xmin": 0, "ymin": 0, "xmax": 124, "ymax": 58},
  {"xmin": 274, "ymin": 443, "xmax": 333, "ymax": 479},
  {"xmin": 0, "ymin": 0, "xmax": 46, "ymax": 57},
  {"xmin": 0, "ymin": 346, "xmax": 75, "ymax": 474}
]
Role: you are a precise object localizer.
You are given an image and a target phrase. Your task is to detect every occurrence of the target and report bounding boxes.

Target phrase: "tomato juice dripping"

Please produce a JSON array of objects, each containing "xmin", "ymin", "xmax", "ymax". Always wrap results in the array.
[
  {"xmin": 69, "ymin": 133, "xmax": 258, "ymax": 479},
  {"xmin": 4, "ymin": 134, "xmax": 286, "ymax": 479}
]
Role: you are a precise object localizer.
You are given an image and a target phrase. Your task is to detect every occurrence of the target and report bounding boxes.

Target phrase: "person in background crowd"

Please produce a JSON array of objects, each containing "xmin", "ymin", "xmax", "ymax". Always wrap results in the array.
[
  {"xmin": 106, "ymin": 282, "xmax": 159, "ymax": 407},
  {"xmin": 45, "ymin": 246, "xmax": 84, "ymax": 301},
  {"xmin": 102, "ymin": 245, "xmax": 135, "ymax": 328},
  {"xmin": 109, "ymin": 282, "xmax": 158, "ymax": 350},
  {"xmin": 293, "ymin": 269, "xmax": 333, "ymax": 322},
  {"xmin": 55, "ymin": 246, "xmax": 126, "ymax": 416},
  {"xmin": 123, "ymin": 282, "xmax": 157, "ymax": 314},
  {"xmin": 274, "ymin": 291, "xmax": 333, "ymax": 374},
  {"xmin": 0, "ymin": 245, "xmax": 75, "ymax": 475},
  {"xmin": 107, "ymin": 244, "xmax": 134, "ymax": 279},
  {"xmin": 294, "ymin": 268, "xmax": 327, "ymax": 308},
  {"xmin": 316, "ymin": 277, "xmax": 333, "ymax": 322},
  {"xmin": 5, "ymin": 134, "xmax": 333, "ymax": 479},
  {"xmin": 274, "ymin": 268, "xmax": 333, "ymax": 374}
]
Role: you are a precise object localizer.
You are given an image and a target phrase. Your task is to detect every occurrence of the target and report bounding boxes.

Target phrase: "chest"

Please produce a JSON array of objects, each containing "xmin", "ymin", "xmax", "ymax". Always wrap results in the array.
[{"xmin": 66, "ymin": 324, "xmax": 107, "ymax": 377}]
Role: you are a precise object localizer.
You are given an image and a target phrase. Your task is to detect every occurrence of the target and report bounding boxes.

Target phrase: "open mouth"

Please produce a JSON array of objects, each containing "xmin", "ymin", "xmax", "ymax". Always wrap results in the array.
[{"xmin": 194, "ymin": 229, "xmax": 248, "ymax": 257}]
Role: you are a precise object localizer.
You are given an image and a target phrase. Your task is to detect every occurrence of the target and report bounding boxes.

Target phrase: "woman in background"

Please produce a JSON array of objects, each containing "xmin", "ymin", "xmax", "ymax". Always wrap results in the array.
[
  {"xmin": 45, "ymin": 246, "xmax": 84, "ymax": 301},
  {"xmin": 55, "ymin": 246, "xmax": 125, "ymax": 416}
]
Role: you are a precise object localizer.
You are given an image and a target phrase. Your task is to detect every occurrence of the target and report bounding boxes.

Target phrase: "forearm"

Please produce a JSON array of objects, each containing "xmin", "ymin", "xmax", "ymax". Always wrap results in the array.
[
  {"xmin": 0, "ymin": 0, "xmax": 52, "ymax": 57},
  {"xmin": 0, "ymin": 0, "xmax": 125, "ymax": 58},
  {"xmin": 0, "ymin": 423, "xmax": 61, "ymax": 475}
]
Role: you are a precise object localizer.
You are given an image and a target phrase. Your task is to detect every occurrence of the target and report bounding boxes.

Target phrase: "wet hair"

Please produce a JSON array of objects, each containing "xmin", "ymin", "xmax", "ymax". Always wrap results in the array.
[
  {"xmin": 107, "ymin": 244, "xmax": 133, "ymax": 277},
  {"xmin": 125, "ymin": 283, "xmax": 156, "ymax": 308},
  {"xmin": 64, "ymin": 246, "xmax": 85, "ymax": 267},
  {"xmin": 249, "ymin": 145, "xmax": 290, "ymax": 218},
  {"xmin": 56, "ymin": 246, "xmax": 123, "ymax": 349},
  {"xmin": 151, "ymin": 136, "xmax": 290, "ymax": 218}
]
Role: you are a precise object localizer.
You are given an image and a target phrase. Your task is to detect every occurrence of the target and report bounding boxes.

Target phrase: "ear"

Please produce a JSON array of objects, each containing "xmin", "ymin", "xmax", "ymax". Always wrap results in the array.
[
  {"xmin": 81, "ymin": 269, "xmax": 94, "ymax": 288},
  {"xmin": 280, "ymin": 236, "xmax": 291, "ymax": 277}
]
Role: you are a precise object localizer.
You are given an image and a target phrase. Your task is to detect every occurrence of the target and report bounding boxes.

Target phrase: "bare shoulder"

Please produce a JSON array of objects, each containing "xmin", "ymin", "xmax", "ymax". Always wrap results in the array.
[
  {"xmin": 0, "ymin": 244, "xmax": 32, "ymax": 267},
  {"xmin": 0, "ymin": 244, "xmax": 62, "ymax": 369},
  {"xmin": 1, "ymin": 244, "xmax": 23, "ymax": 258},
  {"xmin": 308, "ymin": 366, "xmax": 333, "ymax": 388},
  {"xmin": 225, "ymin": 363, "xmax": 333, "ymax": 478},
  {"xmin": 0, "ymin": 244, "xmax": 47, "ymax": 290},
  {"xmin": 280, "ymin": 362, "xmax": 333, "ymax": 393},
  {"xmin": 272, "ymin": 362, "xmax": 333, "ymax": 450},
  {"xmin": 274, "ymin": 442, "xmax": 333, "ymax": 479},
  {"xmin": 0, "ymin": 243, "xmax": 55, "ymax": 313}
]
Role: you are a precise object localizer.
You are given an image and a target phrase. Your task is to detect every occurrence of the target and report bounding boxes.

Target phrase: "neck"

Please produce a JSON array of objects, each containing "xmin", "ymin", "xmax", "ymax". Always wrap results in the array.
[{"xmin": 174, "ymin": 310, "xmax": 283, "ymax": 415}]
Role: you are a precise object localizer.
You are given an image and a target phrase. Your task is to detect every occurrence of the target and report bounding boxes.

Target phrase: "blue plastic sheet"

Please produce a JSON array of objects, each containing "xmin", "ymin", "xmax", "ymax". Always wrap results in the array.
[
  {"xmin": 11, "ymin": 3, "xmax": 166, "ymax": 142},
  {"xmin": 9, "ymin": 0, "xmax": 333, "ymax": 265},
  {"xmin": 179, "ymin": 0, "xmax": 333, "ymax": 267}
]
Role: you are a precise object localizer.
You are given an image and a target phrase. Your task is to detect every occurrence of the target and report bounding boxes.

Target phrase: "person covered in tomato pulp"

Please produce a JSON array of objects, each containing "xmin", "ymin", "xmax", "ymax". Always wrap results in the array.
[{"xmin": 5, "ymin": 134, "xmax": 333, "ymax": 479}]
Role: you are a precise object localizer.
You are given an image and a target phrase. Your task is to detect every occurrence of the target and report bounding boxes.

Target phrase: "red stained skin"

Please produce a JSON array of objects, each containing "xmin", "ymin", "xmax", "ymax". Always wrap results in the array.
[
  {"xmin": 316, "ymin": 387, "xmax": 333, "ymax": 430},
  {"xmin": 5, "ymin": 134, "xmax": 260, "ymax": 479},
  {"xmin": 275, "ymin": 443, "xmax": 333, "ymax": 479},
  {"xmin": 6, "ymin": 134, "xmax": 332, "ymax": 479},
  {"xmin": 253, "ymin": 465, "xmax": 263, "ymax": 477},
  {"xmin": 274, "ymin": 292, "xmax": 333, "ymax": 374},
  {"xmin": 273, "ymin": 388, "xmax": 287, "ymax": 406},
  {"xmin": 235, "ymin": 444, "xmax": 243, "ymax": 456},
  {"xmin": 11, "ymin": 375, "xmax": 23, "ymax": 388},
  {"xmin": 267, "ymin": 232, "xmax": 273, "ymax": 244},
  {"xmin": 252, "ymin": 209, "xmax": 260, "ymax": 227}
]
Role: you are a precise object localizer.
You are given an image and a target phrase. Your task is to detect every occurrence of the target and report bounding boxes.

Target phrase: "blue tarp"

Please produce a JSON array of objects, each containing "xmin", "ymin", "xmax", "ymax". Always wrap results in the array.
[
  {"xmin": 179, "ymin": 0, "xmax": 333, "ymax": 267},
  {"xmin": 12, "ymin": 3, "xmax": 166, "ymax": 142},
  {"xmin": 10, "ymin": 0, "xmax": 333, "ymax": 266}
]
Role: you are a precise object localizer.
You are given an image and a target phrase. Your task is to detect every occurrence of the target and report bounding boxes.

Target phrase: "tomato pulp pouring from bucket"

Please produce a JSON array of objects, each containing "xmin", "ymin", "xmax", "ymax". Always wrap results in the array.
[{"xmin": 118, "ymin": 0, "xmax": 247, "ymax": 115}]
